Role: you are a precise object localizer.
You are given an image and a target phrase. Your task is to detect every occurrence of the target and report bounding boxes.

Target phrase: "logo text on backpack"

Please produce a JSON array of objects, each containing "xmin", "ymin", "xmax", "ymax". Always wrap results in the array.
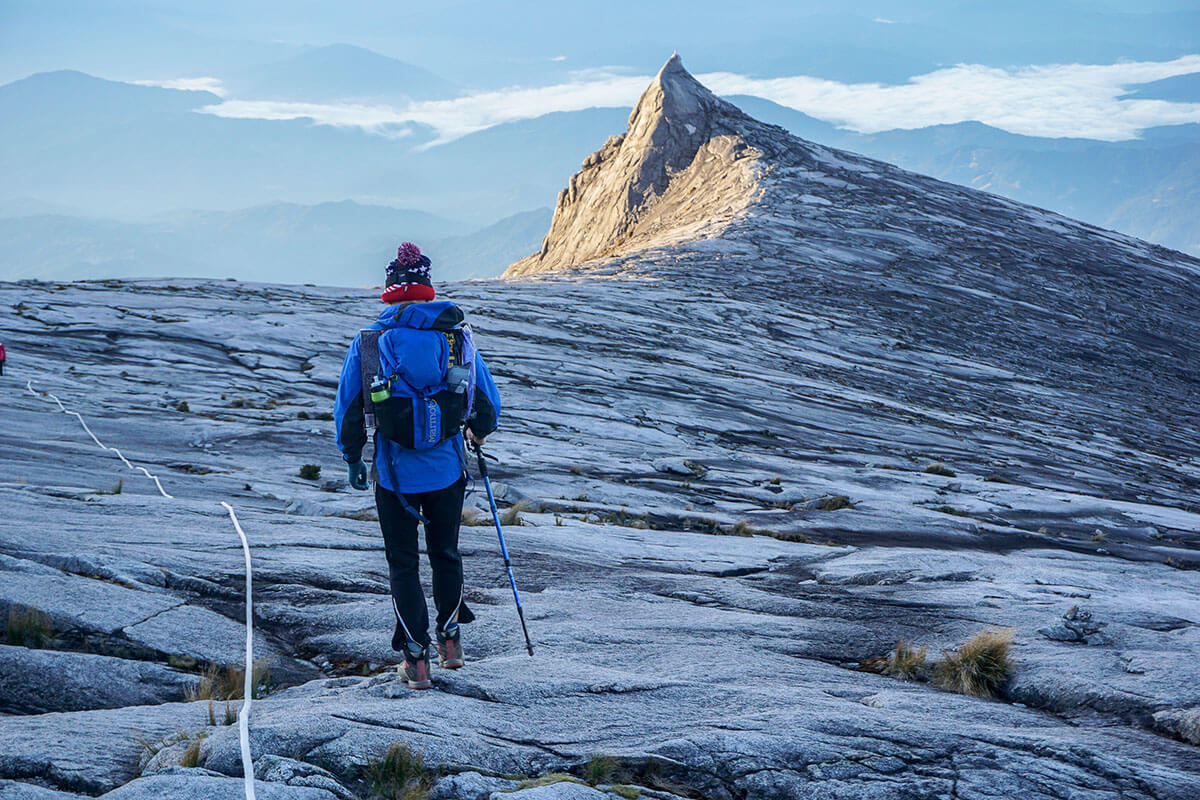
[{"xmin": 424, "ymin": 398, "xmax": 440, "ymax": 445}]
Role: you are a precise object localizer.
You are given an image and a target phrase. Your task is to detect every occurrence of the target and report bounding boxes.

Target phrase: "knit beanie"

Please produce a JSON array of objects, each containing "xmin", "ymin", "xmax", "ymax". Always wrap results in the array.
[{"xmin": 381, "ymin": 242, "xmax": 435, "ymax": 304}]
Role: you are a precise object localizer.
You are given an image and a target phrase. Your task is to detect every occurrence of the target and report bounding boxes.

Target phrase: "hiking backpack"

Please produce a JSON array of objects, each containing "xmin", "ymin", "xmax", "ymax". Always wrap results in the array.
[{"xmin": 359, "ymin": 307, "xmax": 478, "ymax": 450}]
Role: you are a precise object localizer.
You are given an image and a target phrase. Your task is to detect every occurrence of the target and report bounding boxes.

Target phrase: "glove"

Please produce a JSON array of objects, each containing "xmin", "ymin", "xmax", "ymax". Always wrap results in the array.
[{"xmin": 347, "ymin": 460, "xmax": 369, "ymax": 491}]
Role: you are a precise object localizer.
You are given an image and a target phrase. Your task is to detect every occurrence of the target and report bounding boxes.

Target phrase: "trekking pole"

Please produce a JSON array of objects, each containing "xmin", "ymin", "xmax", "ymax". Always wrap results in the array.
[{"xmin": 473, "ymin": 443, "xmax": 534, "ymax": 657}]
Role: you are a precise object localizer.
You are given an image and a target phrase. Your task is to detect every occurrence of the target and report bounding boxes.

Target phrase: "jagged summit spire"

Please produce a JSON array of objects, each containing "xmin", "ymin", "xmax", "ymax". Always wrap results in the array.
[
  {"xmin": 628, "ymin": 53, "xmax": 731, "ymax": 132},
  {"xmin": 506, "ymin": 54, "xmax": 758, "ymax": 276}
]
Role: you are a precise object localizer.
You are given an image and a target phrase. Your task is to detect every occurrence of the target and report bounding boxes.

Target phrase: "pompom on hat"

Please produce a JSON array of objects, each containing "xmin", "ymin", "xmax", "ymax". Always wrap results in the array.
[{"xmin": 381, "ymin": 242, "xmax": 435, "ymax": 303}]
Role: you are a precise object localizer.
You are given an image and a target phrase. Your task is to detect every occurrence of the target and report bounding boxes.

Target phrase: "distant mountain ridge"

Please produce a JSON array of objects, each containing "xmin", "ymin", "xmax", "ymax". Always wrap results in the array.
[
  {"xmin": 225, "ymin": 43, "xmax": 459, "ymax": 103},
  {"xmin": 0, "ymin": 201, "xmax": 464, "ymax": 284}
]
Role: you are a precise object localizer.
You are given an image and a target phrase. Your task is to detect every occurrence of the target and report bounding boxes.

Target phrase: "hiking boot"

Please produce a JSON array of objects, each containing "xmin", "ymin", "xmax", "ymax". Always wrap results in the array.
[
  {"xmin": 399, "ymin": 644, "xmax": 433, "ymax": 689},
  {"xmin": 437, "ymin": 625, "xmax": 464, "ymax": 669}
]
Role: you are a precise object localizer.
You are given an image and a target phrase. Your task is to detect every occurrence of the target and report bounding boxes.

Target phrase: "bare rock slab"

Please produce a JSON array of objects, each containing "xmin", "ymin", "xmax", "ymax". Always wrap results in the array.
[
  {"xmin": 98, "ymin": 774, "xmax": 336, "ymax": 800},
  {"xmin": 0, "ymin": 645, "xmax": 197, "ymax": 714}
]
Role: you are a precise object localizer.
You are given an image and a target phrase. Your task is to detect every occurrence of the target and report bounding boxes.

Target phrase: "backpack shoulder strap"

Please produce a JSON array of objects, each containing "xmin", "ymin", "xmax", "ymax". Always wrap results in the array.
[{"xmin": 359, "ymin": 329, "xmax": 382, "ymax": 428}]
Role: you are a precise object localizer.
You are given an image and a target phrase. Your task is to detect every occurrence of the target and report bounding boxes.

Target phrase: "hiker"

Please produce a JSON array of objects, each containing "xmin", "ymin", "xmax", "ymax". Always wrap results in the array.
[
  {"xmin": 0, "ymin": 341, "xmax": 5, "ymax": 376},
  {"xmin": 333, "ymin": 242, "xmax": 501, "ymax": 689}
]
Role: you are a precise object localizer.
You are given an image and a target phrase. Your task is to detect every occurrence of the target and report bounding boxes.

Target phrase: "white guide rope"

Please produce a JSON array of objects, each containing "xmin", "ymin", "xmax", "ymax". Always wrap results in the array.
[
  {"xmin": 222, "ymin": 502, "xmax": 258, "ymax": 800},
  {"xmin": 24, "ymin": 380, "xmax": 173, "ymax": 498},
  {"xmin": 25, "ymin": 380, "xmax": 256, "ymax": 799}
]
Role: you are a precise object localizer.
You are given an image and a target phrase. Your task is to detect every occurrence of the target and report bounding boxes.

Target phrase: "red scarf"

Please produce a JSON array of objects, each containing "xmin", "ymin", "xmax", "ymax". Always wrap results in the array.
[{"xmin": 381, "ymin": 283, "xmax": 436, "ymax": 304}]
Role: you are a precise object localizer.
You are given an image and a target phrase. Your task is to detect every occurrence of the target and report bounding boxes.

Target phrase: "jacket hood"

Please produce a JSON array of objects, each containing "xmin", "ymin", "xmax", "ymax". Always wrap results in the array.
[{"xmin": 375, "ymin": 301, "xmax": 464, "ymax": 331}]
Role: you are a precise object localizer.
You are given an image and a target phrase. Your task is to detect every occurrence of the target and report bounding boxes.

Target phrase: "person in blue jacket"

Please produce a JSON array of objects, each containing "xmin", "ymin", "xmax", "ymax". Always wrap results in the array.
[{"xmin": 334, "ymin": 242, "xmax": 500, "ymax": 689}]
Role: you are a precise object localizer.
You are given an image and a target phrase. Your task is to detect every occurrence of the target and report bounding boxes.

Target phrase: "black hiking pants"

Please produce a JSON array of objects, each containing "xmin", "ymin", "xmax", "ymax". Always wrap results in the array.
[{"xmin": 376, "ymin": 477, "xmax": 474, "ymax": 653}]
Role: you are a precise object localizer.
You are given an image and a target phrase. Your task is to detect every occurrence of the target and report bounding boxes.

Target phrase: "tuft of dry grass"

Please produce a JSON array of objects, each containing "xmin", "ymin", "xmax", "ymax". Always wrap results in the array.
[
  {"xmin": 461, "ymin": 506, "xmax": 485, "ymax": 527},
  {"xmin": 186, "ymin": 661, "xmax": 271, "ymax": 702},
  {"xmin": 731, "ymin": 520, "xmax": 775, "ymax": 537},
  {"xmin": 924, "ymin": 462, "xmax": 956, "ymax": 477},
  {"xmin": 366, "ymin": 743, "xmax": 433, "ymax": 800},
  {"xmin": 885, "ymin": 639, "xmax": 928, "ymax": 680},
  {"xmin": 499, "ymin": 500, "xmax": 527, "ymax": 527},
  {"xmin": 517, "ymin": 773, "xmax": 584, "ymax": 790},
  {"xmin": 933, "ymin": 629, "xmax": 1015, "ymax": 698},
  {"xmin": 179, "ymin": 736, "xmax": 205, "ymax": 768},
  {"xmin": 771, "ymin": 530, "xmax": 813, "ymax": 544},
  {"xmin": 6, "ymin": 606, "xmax": 52, "ymax": 648}
]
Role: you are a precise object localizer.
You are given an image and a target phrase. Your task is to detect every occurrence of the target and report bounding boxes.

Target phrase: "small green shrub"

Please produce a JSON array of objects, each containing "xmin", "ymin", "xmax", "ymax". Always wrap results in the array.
[
  {"xmin": 366, "ymin": 743, "xmax": 433, "ymax": 800},
  {"xmin": 296, "ymin": 410, "xmax": 310, "ymax": 420},
  {"xmin": 818, "ymin": 495, "xmax": 853, "ymax": 511},
  {"xmin": 609, "ymin": 786, "xmax": 640, "ymax": 799},
  {"xmin": 6, "ymin": 606, "xmax": 52, "ymax": 648},
  {"xmin": 299, "ymin": 464, "xmax": 321, "ymax": 480},
  {"xmin": 932, "ymin": 505, "xmax": 969, "ymax": 517},
  {"xmin": 314, "ymin": 412, "xmax": 334, "ymax": 421},
  {"xmin": 175, "ymin": 401, "xmax": 190, "ymax": 413},
  {"xmin": 171, "ymin": 464, "xmax": 213, "ymax": 475},
  {"xmin": 585, "ymin": 755, "xmax": 618, "ymax": 785},
  {"xmin": 984, "ymin": 474, "xmax": 1010, "ymax": 483},
  {"xmin": 933, "ymin": 629, "xmax": 1014, "ymax": 698},
  {"xmin": 230, "ymin": 398, "xmax": 248, "ymax": 409},
  {"xmin": 924, "ymin": 462, "xmax": 956, "ymax": 477}
]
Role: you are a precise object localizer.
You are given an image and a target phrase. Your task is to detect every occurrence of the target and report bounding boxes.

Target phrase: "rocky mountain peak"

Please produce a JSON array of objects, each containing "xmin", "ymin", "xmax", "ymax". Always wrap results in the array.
[{"xmin": 506, "ymin": 54, "xmax": 760, "ymax": 275}]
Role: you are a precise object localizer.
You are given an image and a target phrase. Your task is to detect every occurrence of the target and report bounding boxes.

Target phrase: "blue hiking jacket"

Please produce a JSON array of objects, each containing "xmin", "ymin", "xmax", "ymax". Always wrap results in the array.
[{"xmin": 334, "ymin": 301, "xmax": 501, "ymax": 495}]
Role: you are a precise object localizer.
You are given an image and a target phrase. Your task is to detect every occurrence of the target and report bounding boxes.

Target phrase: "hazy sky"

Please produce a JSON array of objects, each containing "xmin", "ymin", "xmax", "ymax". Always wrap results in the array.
[
  {"xmin": 2, "ymin": 1, "xmax": 1200, "ymax": 144},
  {"xmin": 3, "ymin": 1, "xmax": 1199, "ymax": 143}
]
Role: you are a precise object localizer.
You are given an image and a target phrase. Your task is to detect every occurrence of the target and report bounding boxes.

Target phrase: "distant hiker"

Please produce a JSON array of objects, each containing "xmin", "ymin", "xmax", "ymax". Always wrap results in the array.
[
  {"xmin": 334, "ymin": 242, "xmax": 501, "ymax": 689},
  {"xmin": 0, "ymin": 342, "xmax": 5, "ymax": 375}
]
